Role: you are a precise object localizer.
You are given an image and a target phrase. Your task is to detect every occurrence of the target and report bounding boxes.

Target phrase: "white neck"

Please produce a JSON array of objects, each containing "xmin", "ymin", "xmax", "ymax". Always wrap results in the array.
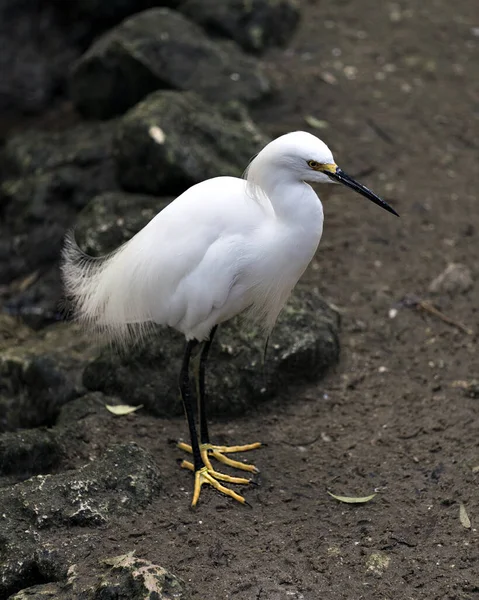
[{"xmin": 246, "ymin": 159, "xmax": 323, "ymax": 225}]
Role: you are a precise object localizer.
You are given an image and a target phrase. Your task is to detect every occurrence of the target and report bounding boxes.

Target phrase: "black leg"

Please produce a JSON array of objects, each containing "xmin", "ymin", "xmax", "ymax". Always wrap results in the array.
[
  {"xmin": 180, "ymin": 339, "xmax": 202, "ymax": 471},
  {"xmin": 197, "ymin": 325, "xmax": 217, "ymax": 445}
]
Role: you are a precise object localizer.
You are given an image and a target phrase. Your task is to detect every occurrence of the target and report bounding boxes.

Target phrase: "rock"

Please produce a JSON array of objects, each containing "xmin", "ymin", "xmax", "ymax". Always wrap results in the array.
[
  {"xmin": 70, "ymin": 8, "xmax": 271, "ymax": 119},
  {"xmin": 428, "ymin": 263, "xmax": 473, "ymax": 295},
  {"xmin": 0, "ymin": 443, "xmax": 161, "ymax": 529},
  {"xmin": 181, "ymin": 0, "xmax": 301, "ymax": 54},
  {"xmin": 74, "ymin": 191, "xmax": 173, "ymax": 256},
  {"xmin": 366, "ymin": 551, "xmax": 391, "ymax": 577},
  {"xmin": 0, "ymin": 0, "xmax": 81, "ymax": 116},
  {"xmin": 83, "ymin": 286, "xmax": 340, "ymax": 417},
  {"xmin": 0, "ymin": 321, "xmax": 97, "ymax": 431},
  {"xmin": 55, "ymin": 0, "xmax": 184, "ymax": 41},
  {"xmin": 7, "ymin": 554, "xmax": 189, "ymax": 600},
  {"xmin": 114, "ymin": 90, "xmax": 267, "ymax": 195},
  {"xmin": 0, "ymin": 121, "xmax": 118, "ymax": 323},
  {"xmin": 0, "ymin": 444, "xmax": 161, "ymax": 599},
  {"xmin": 9, "ymin": 582, "xmax": 64, "ymax": 599},
  {"xmin": 0, "ymin": 428, "xmax": 63, "ymax": 478},
  {"xmin": 91, "ymin": 552, "xmax": 189, "ymax": 600},
  {"xmin": 55, "ymin": 390, "xmax": 114, "ymax": 426}
]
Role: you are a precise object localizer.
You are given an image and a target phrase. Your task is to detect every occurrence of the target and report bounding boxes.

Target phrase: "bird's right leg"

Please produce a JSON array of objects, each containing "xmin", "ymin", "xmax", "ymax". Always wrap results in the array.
[
  {"xmin": 178, "ymin": 338, "xmax": 248, "ymax": 507},
  {"xmin": 179, "ymin": 326, "xmax": 261, "ymax": 478}
]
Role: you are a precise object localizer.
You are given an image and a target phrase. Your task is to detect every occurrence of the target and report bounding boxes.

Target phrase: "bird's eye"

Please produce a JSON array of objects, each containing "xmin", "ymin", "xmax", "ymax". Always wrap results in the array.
[{"xmin": 308, "ymin": 160, "xmax": 319, "ymax": 169}]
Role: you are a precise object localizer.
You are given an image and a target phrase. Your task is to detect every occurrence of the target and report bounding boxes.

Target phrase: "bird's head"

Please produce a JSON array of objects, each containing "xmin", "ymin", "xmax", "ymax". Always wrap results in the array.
[{"xmin": 257, "ymin": 131, "xmax": 399, "ymax": 216}]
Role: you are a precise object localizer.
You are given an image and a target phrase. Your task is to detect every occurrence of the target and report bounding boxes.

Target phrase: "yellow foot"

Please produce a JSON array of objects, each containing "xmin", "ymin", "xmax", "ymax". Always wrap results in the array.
[
  {"xmin": 180, "ymin": 462, "xmax": 249, "ymax": 507},
  {"xmin": 178, "ymin": 441, "xmax": 261, "ymax": 473}
]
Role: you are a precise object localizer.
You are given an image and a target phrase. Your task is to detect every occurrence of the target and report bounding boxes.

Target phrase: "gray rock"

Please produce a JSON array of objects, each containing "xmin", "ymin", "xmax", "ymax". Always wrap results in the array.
[
  {"xmin": 0, "ymin": 0, "xmax": 81, "ymax": 115},
  {"xmin": 0, "ymin": 320, "xmax": 97, "ymax": 431},
  {"xmin": 428, "ymin": 263, "xmax": 473, "ymax": 295},
  {"xmin": 114, "ymin": 90, "xmax": 268, "ymax": 195},
  {"xmin": 57, "ymin": 0, "xmax": 184, "ymax": 34},
  {"xmin": 0, "ymin": 121, "xmax": 118, "ymax": 323},
  {"xmin": 70, "ymin": 8, "xmax": 271, "ymax": 119},
  {"xmin": 74, "ymin": 191, "xmax": 173, "ymax": 256},
  {"xmin": 7, "ymin": 554, "xmax": 189, "ymax": 600},
  {"xmin": 0, "ymin": 444, "xmax": 161, "ymax": 599},
  {"xmin": 0, "ymin": 428, "xmax": 63, "ymax": 478},
  {"xmin": 0, "ymin": 443, "xmax": 160, "ymax": 530},
  {"xmin": 0, "ymin": 121, "xmax": 117, "ymax": 179},
  {"xmin": 181, "ymin": 0, "xmax": 301, "ymax": 54},
  {"xmin": 91, "ymin": 552, "xmax": 189, "ymax": 599},
  {"xmin": 83, "ymin": 286, "xmax": 340, "ymax": 417}
]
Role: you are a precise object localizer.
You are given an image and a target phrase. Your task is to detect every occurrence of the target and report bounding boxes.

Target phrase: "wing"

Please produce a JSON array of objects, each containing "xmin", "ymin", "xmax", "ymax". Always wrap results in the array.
[{"xmin": 62, "ymin": 176, "xmax": 268, "ymax": 345}]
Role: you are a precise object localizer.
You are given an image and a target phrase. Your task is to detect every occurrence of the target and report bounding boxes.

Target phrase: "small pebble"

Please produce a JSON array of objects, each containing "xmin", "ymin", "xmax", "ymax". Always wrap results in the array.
[{"xmin": 428, "ymin": 263, "xmax": 473, "ymax": 295}]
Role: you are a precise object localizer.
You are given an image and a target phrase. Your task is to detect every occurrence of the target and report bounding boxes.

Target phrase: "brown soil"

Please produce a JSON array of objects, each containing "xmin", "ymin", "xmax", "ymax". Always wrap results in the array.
[{"xmin": 11, "ymin": 0, "xmax": 479, "ymax": 598}]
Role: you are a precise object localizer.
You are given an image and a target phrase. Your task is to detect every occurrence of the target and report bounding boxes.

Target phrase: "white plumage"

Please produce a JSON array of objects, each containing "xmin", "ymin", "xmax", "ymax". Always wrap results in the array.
[{"xmin": 62, "ymin": 132, "xmax": 326, "ymax": 342}]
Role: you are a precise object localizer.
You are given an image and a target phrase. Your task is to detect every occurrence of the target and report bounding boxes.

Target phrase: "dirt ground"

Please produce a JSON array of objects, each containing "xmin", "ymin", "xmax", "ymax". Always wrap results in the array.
[{"xmin": 6, "ymin": 0, "xmax": 479, "ymax": 598}]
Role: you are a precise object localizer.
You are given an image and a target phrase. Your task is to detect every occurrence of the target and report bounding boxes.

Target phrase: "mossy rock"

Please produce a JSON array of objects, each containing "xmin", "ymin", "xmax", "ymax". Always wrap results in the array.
[
  {"xmin": 83, "ymin": 286, "xmax": 340, "ymax": 418},
  {"xmin": 70, "ymin": 8, "xmax": 271, "ymax": 119}
]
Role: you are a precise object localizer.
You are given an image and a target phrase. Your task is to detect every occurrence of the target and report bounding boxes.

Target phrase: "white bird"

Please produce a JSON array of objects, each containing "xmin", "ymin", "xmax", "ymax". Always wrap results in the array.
[{"xmin": 62, "ymin": 131, "xmax": 398, "ymax": 507}]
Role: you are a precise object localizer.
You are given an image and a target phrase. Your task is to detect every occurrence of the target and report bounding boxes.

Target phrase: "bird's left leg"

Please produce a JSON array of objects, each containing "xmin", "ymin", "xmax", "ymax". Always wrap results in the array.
[
  {"xmin": 178, "ymin": 325, "xmax": 262, "ymax": 475},
  {"xmin": 179, "ymin": 337, "xmax": 248, "ymax": 506}
]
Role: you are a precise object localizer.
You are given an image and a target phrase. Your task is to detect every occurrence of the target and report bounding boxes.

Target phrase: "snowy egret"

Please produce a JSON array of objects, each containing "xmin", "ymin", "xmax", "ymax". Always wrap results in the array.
[{"xmin": 62, "ymin": 131, "xmax": 398, "ymax": 507}]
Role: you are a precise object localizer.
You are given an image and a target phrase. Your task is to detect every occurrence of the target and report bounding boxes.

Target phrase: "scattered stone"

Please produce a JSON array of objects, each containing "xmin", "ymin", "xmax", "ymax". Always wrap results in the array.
[
  {"xmin": 114, "ymin": 90, "xmax": 267, "ymax": 195},
  {"xmin": 462, "ymin": 380, "xmax": 479, "ymax": 399},
  {"xmin": 83, "ymin": 286, "xmax": 340, "ymax": 417},
  {"xmin": 428, "ymin": 263, "xmax": 473, "ymax": 295},
  {"xmin": 70, "ymin": 8, "xmax": 271, "ymax": 119},
  {"xmin": 366, "ymin": 551, "xmax": 391, "ymax": 576},
  {"xmin": 74, "ymin": 191, "xmax": 173, "ymax": 256},
  {"xmin": 181, "ymin": 0, "xmax": 301, "ymax": 54}
]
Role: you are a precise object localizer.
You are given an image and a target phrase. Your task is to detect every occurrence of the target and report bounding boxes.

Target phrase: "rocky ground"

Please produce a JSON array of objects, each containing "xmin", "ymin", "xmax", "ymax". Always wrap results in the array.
[{"xmin": 1, "ymin": 0, "xmax": 478, "ymax": 598}]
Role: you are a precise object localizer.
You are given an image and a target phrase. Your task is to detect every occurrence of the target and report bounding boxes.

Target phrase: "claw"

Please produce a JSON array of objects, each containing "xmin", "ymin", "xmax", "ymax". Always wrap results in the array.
[
  {"xmin": 178, "ymin": 440, "xmax": 262, "ymax": 506},
  {"xmin": 190, "ymin": 466, "xmax": 247, "ymax": 507},
  {"xmin": 178, "ymin": 441, "xmax": 261, "ymax": 474}
]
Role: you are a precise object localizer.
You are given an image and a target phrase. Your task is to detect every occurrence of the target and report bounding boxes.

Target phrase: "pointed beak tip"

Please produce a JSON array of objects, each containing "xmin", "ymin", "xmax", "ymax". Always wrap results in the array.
[{"xmin": 329, "ymin": 168, "xmax": 399, "ymax": 217}]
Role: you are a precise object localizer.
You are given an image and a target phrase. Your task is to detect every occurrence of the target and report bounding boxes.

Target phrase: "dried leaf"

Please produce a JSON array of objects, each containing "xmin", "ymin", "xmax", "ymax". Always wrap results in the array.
[
  {"xmin": 459, "ymin": 503, "xmax": 471, "ymax": 529},
  {"xmin": 327, "ymin": 491, "xmax": 376, "ymax": 504},
  {"xmin": 105, "ymin": 404, "xmax": 143, "ymax": 416},
  {"xmin": 304, "ymin": 115, "xmax": 328, "ymax": 130},
  {"xmin": 472, "ymin": 465, "xmax": 479, "ymax": 474}
]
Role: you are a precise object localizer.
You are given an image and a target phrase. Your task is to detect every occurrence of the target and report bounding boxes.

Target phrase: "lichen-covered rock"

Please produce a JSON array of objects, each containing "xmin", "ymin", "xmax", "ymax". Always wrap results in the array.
[
  {"xmin": 70, "ymin": 8, "xmax": 271, "ymax": 119},
  {"xmin": 0, "ymin": 121, "xmax": 118, "ymax": 324},
  {"xmin": 92, "ymin": 552, "xmax": 189, "ymax": 600},
  {"xmin": 181, "ymin": 0, "xmax": 301, "ymax": 54},
  {"xmin": 114, "ymin": 90, "xmax": 267, "ymax": 195},
  {"xmin": 74, "ymin": 191, "xmax": 173, "ymax": 256},
  {"xmin": 0, "ymin": 443, "xmax": 161, "ymax": 530},
  {"xmin": 0, "ymin": 321, "xmax": 97, "ymax": 431},
  {"xmin": 0, "ymin": 444, "xmax": 162, "ymax": 599},
  {"xmin": 83, "ymin": 286, "xmax": 340, "ymax": 417},
  {"xmin": 7, "ymin": 554, "xmax": 189, "ymax": 600}
]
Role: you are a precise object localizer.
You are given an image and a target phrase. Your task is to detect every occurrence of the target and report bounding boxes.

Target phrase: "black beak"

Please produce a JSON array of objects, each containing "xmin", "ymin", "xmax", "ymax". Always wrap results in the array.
[{"xmin": 326, "ymin": 167, "xmax": 399, "ymax": 217}]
